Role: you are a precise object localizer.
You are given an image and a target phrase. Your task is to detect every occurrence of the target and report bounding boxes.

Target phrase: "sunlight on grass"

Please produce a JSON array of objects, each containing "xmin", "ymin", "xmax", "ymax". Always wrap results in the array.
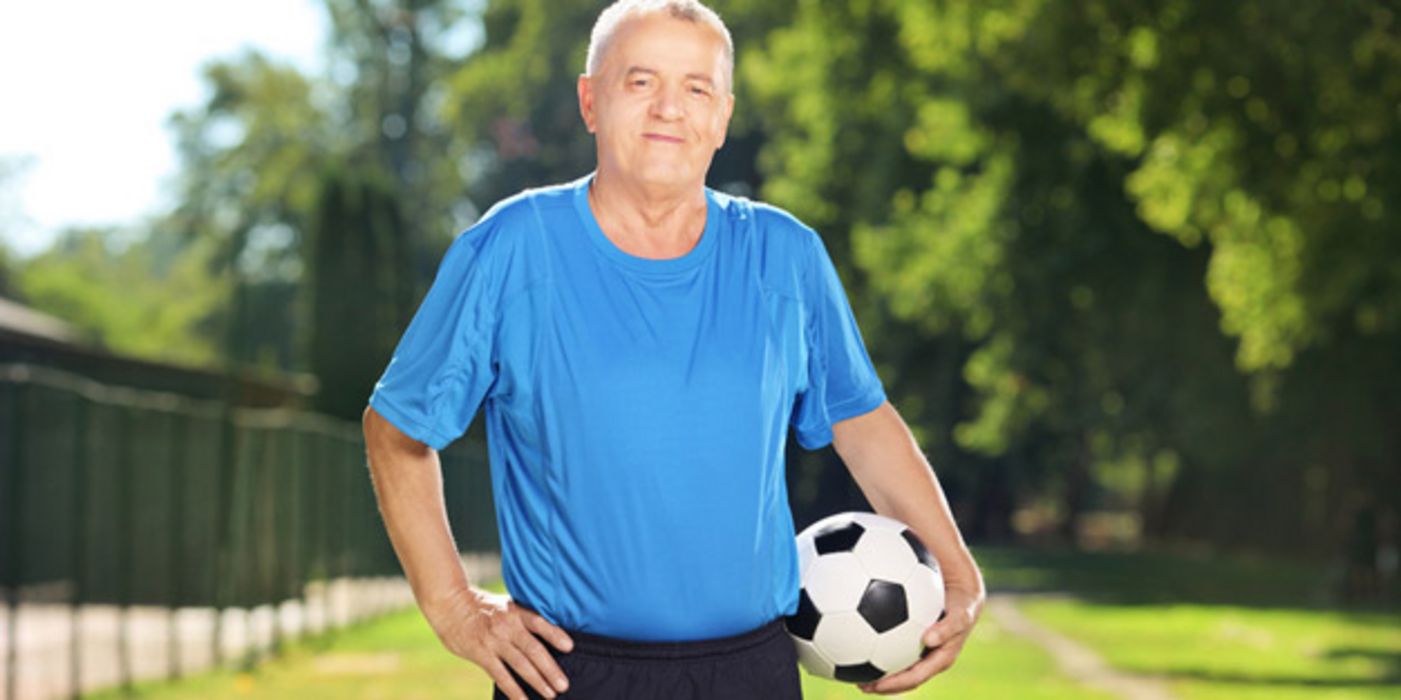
[
  {"xmin": 84, "ymin": 607, "xmax": 492, "ymax": 699},
  {"xmin": 83, "ymin": 578, "xmax": 1106, "ymax": 699},
  {"xmin": 798, "ymin": 603, "xmax": 1115, "ymax": 700},
  {"xmin": 82, "ymin": 547, "xmax": 1399, "ymax": 699},
  {"xmin": 1017, "ymin": 597, "xmax": 1401, "ymax": 700}
]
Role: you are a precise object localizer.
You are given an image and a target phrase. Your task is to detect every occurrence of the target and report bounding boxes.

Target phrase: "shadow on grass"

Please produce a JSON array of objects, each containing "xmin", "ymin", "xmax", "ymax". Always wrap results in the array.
[
  {"xmin": 971, "ymin": 544, "xmax": 1397, "ymax": 612},
  {"xmin": 1162, "ymin": 661, "xmax": 1401, "ymax": 690},
  {"xmin": 1320, "ymin": 645, "xmax": 1401, "ymax": 682}
]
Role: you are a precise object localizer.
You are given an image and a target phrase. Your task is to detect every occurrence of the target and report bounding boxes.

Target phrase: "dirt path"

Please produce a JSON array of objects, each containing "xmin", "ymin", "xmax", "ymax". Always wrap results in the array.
[{"xmin": 987, "ymin": 593, "xmax": 1177, "ymax": 700}]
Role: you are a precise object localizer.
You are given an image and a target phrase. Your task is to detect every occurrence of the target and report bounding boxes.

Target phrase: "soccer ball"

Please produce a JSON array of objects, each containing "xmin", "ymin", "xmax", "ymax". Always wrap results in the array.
[{"xmin": 784, "ymin": 511, "xmax": 945, "ymax": 683}]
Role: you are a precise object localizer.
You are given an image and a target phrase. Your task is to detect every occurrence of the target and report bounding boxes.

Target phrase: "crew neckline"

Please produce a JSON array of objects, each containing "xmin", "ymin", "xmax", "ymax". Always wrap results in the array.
[{"xmin": 572, "ymin": 171, "xmax": 720, "ymax": 274}]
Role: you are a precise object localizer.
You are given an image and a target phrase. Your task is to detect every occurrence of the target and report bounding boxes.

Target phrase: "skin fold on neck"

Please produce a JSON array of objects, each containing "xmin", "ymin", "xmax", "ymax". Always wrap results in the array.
[{"xmin": 588, "ymin": 166, "xmax": 708, "ymax": 259}]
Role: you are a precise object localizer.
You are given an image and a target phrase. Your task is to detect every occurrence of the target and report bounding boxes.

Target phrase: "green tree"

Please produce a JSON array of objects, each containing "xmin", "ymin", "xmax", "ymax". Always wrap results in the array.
[
  {"xmin": 158, "ymin": 0, "xmax": 470, "ymax": 368},
  {"xmin": 163, "ymin": 50, "xmax": 333, "ymax": 374},
  {"xmin": 322, "ymin": 0, "xmax": 480, "ymax": 301},
  {"xmin": 306, "ymin": 164, "xmax": 411, "ymax": 420},
  {"xmin": 745, "ymin": 0, "xmax": 1400, "ymax": 569},
  {"xmin": 15, "ymin": 226, "xmax": 227, "ymax": 365}
]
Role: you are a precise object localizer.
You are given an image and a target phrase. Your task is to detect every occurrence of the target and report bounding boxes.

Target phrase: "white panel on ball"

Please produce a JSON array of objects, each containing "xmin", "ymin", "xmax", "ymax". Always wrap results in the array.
[
  {"xmin": 848, "ymin": 511, "xmax": 907, "ymax": 533},
  {"xmin": 869, "ymin": 617, "xmax": 927, "ymax": 674},
  {"xmin": 803, "ymin": 552, "xmax": 868, "ymax": 612},
  {"xmin": 812, "ymin": 610, "xmax": 880, "ymax": 666},
  {"xmin": 902, "ymin": 562, "xmax": 946, "ymax": 626},
  {"xmin": 796, "ymin": 528, "xmax": 820, "ymax": 580},
  {"xmin": 852, "ymin": 528, "xmax": 918, "ymax": 583},
  {"xmin": 792, "ymin": 637, "xmax": 835, "ymax": 679}
]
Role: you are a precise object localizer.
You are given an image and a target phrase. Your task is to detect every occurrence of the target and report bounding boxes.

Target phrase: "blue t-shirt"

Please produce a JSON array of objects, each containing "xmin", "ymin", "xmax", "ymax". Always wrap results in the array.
[{"xmin": 368, "ymin": 171, "xmax": 886, "ymax": 641}]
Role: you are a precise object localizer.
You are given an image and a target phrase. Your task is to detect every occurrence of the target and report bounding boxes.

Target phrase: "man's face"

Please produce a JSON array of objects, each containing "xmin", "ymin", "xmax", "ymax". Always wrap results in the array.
[{"xmin": 578, "ymin": 13, "xmax": 735, "ymax": 191}]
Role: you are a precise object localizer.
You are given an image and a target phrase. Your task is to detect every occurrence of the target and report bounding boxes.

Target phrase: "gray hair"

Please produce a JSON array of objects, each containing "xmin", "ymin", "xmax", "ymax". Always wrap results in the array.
[{"xmin": 585, "ymin": 0, "xmax": 734, "ymax": 93}]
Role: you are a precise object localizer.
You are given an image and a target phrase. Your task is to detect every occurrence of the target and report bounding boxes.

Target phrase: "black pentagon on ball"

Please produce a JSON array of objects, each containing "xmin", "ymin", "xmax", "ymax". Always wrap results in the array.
[
  {"xmin": 834, "ymin": 662, "xmax": 886, "ymax": 683},
  {"xmin": 900, "ymin": 528, "xmax": 939, "ymax": 571},
  {"xmin": 813, "ymin": 520, "xmax": 865, "ymax": 555},
  {"xmin": 784, "ymin": 588, "xmax": 821, "ymax": 641},
  {"xmin": 857, "ymin": 579, "xmax": 908, "ymax": 633}
]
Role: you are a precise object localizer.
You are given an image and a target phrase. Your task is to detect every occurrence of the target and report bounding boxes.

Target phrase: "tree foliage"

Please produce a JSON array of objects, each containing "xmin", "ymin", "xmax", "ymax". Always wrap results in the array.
[
  {"xmin": 306, "ymin": 164, "xmax": 411, "ymax": 420},
  {"xmin": 16, "ymin": 227, "xmax": 227, "ymax": 365},
  {"xmin": 745, "ymin": 0, "xmax": 1400, "ymax": 570},
  {"xmin": 10, "ymin": 0, "xmax": 1395, "ymax": 583},
  {"xmin": 153, "ymin": 0, "xmax": 473, "ymax": 389}
]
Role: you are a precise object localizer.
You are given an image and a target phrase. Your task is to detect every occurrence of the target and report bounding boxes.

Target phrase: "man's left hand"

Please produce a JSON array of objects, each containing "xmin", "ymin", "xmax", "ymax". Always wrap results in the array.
[{"xmin": 857, "ymin": 584, "xmax": 985, "ymax": 695}]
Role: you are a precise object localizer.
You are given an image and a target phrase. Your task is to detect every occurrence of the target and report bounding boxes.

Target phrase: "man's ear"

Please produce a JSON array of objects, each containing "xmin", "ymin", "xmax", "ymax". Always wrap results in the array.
[{"xmin": 578, "ymin": 74, "xmax": 596, "ymax": 134}]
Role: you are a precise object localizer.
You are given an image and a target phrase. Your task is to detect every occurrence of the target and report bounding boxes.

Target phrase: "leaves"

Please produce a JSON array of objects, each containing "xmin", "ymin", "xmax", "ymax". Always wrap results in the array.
[
  {"xmin": 746, "ymin": 0, "xmax": 1401, "ymax": 557},
  {"xmin": 16, "ymin": 227, "xmax": 228, "ymax": 365}
]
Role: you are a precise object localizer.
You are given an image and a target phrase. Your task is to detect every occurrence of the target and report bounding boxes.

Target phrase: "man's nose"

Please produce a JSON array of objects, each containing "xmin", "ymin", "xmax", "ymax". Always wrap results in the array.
[{"xmin": 649, "ymin": 83, "xmax": 684, "ymax": 121}]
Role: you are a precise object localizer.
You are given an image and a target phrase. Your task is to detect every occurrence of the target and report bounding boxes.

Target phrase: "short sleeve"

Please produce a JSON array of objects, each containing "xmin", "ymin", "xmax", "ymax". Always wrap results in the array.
[
  {"xmin": 790, "ymin": 231, "xmax": 887, "ymax": 450},
  {"xmin": 367, "ymin": 222, "xmax": 500, "ymax": 451}
]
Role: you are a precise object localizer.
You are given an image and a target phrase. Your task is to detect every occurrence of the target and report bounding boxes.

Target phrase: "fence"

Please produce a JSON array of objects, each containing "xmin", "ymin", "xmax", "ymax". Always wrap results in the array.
[{"xmin": 0, "ymin": 363, "xmax": 499, "ymax": 699}]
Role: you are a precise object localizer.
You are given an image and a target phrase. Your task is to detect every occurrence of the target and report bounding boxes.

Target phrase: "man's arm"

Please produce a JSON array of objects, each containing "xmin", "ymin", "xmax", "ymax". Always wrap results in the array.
[
  {"xmin": 830, "ymin": 399, "xmax": 986, "ymax": 695},
  {"xmin": 362, "ymin": 406, "xmax": 573, "ymax": 700}
]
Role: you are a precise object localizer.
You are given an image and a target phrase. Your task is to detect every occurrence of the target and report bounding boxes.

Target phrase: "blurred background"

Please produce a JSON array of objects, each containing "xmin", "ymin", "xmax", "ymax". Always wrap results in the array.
[{"xmin": 1, "ymin": 0, "xmax": 1398, "ymax": 698}]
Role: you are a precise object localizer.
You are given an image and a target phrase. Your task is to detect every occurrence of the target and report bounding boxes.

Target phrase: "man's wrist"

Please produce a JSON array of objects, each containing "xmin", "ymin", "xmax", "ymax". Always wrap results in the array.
[
  {"xmin": 421, "ymin": 582, "xmax": 483, "ymax": 621},
  {"xmin": 942, "ymin": 567, "xmax": 987, "ymax": 601}
]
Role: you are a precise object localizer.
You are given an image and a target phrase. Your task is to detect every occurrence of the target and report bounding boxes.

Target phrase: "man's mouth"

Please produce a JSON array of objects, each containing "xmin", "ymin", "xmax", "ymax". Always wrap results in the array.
[{"xmin": 643, "ymin": 133, "xmax": 684, "ymax": 143}]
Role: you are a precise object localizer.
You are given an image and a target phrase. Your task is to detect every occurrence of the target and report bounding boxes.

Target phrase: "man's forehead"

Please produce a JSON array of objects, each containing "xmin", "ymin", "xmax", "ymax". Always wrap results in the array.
[{"xmin": 602, "ymin": 12, "xmax": 728, "ymax": 74}]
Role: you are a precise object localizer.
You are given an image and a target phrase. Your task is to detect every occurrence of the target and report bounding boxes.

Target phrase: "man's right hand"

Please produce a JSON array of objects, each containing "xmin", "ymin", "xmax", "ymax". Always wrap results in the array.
[{"xmin": 426, "ymin": 586, "xmax": 575, "ymax": 700}]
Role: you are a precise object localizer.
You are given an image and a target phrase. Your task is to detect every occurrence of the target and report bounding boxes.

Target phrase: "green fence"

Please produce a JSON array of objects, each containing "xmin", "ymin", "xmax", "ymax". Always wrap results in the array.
[{"xmin": 0, "ymin": 363, "xmax": 497, "ymax": 698}]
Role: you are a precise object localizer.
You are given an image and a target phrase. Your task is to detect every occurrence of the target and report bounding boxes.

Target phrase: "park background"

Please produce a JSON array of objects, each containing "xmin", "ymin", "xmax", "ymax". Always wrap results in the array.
[{"xmin": 1, "ymin": 0, "xmax": 1398, "ymax": 698}]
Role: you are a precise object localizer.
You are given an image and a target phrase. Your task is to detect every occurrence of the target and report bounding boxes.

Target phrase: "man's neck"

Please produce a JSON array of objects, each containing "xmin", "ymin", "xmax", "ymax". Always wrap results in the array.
[{"xmin": 589, "ymin": 167, "xmax": 708, "ymax": 258}]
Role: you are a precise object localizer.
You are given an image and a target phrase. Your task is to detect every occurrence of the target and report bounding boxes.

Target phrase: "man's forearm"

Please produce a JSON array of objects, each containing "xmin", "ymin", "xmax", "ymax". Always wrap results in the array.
[
  {"xmin": 362, "ymin": 406, "xmax": 475, "ymax": 616},
  {"xmin": 831, "ymin": 401, "xmax": 985, "ymax": 595}
]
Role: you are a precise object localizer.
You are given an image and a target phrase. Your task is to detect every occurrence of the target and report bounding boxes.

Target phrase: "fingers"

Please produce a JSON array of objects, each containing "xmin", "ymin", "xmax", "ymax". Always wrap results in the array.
[
  {"xmin": 484, "ymin": 657, "xmax": 530, "ymax": 700},
  {"xmin": 492, "ymin": 611, "xmax": 571, "ymax": 700},
  {"xmin": 516, "ymin": 629, "xmax": 570, "ymax": 695},
  {"xmin": 526, "ymin": 611, "xmax": 576, "ymax": 653},
  {"xmin": 500, "ymin": 643, "xmax": 562, "ymax": 699},
  {"xmin": 516, "ymin": 610, "xmax": 572, "ymax": 694},
  {"xmin": 922, "ymin": 602, "xmax": 975, "ymax": 649},
  {"xmin": 858, "ymin": 609, "xmax": 977, "ymax": 695},
  {"xmin": 458, "ymin": 599, "xmax": 573, "ymax": 700},
  {"xmin": 860, "ymin": 642, "xmax": 959, "ymax": 694}
]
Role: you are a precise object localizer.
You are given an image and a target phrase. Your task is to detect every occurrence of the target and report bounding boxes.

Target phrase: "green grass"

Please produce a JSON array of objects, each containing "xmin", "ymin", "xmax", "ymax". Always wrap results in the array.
[
  {"xmin": 90, "ymin": 545, "xmax": 1395, "ymax": 699},
  {"xmin": 800, "ymin": 601, "xmax": 1115, "ymax": 700},
  {"xmin": 1015, "ymin": 597, "xmax": 1401, "ymax": 699},
  {"xmin": 973, "ymin": 543, "xmax": 1401, "ymax": 699},
  {"xmin": 84, "ymin": 579, "xmax": 1106, "ymax": 699},
  {"xmin": 973, "ymin": 543, "xmax": 1330, "ymax": 608},
  {"xmin": 85, "ymin": 604, "xmax": 493, "ymax": 700}
]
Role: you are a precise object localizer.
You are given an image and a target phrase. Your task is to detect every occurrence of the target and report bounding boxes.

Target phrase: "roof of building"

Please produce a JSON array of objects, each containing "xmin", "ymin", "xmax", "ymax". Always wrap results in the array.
[
  {"xmin": 0, "ymin": 295, "xmax": 80, "ymax": 344},
  {"xmin": 0, "ymin": 295, "xmax": 317, "ymax": 407}
]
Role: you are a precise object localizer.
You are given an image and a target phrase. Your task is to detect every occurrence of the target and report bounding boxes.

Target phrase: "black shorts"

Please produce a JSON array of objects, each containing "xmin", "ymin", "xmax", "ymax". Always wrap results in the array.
[{"xmin": 492, "ymin": 617, "xmax": 803, "ymax": 700}]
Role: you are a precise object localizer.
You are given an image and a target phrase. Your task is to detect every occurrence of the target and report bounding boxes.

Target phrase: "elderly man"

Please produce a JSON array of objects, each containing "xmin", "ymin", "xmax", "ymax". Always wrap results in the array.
[{"xmin": 361, "ymin": 1, "xmax": 984, "ymax": 698}]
